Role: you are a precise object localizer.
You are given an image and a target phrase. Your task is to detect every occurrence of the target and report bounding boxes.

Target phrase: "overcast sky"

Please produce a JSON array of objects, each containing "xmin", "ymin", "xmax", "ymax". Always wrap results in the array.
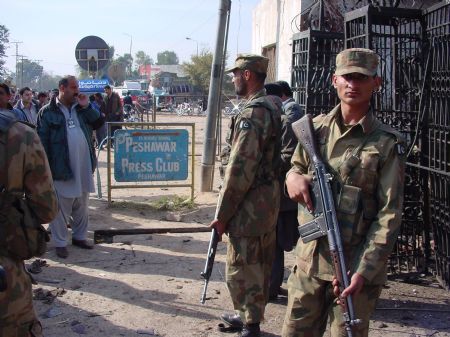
[{"xmin": 3, "ymin": 0, "xmax": 260, "ymax": 76}]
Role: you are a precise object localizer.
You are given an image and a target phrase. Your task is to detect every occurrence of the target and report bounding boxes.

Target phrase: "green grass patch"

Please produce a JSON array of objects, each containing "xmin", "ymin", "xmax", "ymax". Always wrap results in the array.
[{"xmin": 109, "ymin": 196, "xmax": 195, "ymax": 212}]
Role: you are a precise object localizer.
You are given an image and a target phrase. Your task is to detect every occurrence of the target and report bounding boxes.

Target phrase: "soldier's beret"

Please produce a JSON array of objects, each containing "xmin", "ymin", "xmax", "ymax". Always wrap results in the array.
[
  {"xmin": 335, "ymin": 48, "xmax": 379, "ymax": 76},
  {"xmin": 225, "ymin": 54, "xmax": 269, "ymax": 74}
]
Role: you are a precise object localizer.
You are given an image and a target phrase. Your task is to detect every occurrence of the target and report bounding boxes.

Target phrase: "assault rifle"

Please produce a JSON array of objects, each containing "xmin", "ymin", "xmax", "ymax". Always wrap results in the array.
[
  {"xmin": 200, "ymin": 200, "xmax": 221, "ymax": 304},
  {"xmin": 0, "ymin": 265, "xmax": 6, "ymax": 292},
  {"xmin": 200, "ymin": 228, "xmax": 220, "ymax": 304},
  {"xmin": 291, "ymin": 114, "xmax": 361, "ymax": 337}
]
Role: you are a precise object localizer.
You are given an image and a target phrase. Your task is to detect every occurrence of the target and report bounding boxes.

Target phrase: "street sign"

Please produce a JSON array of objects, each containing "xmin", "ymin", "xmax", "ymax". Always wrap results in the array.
[
  {"xmin": 75, "ymin": 36, "xmax": 110, "ymax": 72},
  {"xmin": 78, "ymin": 79, "xmax": 109, "ymax": 92},
  {"xmin": 114, "ymin": 129, "xmax": 189, "ymax": 182}
]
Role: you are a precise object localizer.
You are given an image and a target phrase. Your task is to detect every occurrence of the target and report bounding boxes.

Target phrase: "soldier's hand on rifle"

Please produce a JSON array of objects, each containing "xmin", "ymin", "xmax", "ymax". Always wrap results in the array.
[
  {"xmin": 209, "ymin": 219, "xmax": 226, "ymax": 241},
  {"xmin": 286, "ymin": 172, "xmax": 313, "ymax": 211},
  {"xmin": 332, "ymin": 272, "xmax": 365, "ymax": 303}
]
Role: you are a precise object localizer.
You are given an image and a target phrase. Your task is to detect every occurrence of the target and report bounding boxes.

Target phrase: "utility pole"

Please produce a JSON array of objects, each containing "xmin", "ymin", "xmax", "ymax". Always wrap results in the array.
[
  {"xmin": 10, "ymin": 41, "xmax": 23, "ymax": 86},
  {"xmin": 186, "ymin": 37, "xmax": 199, "ymax": 57},
  {"xmin": 14, "ymin": 55, "xmax": 28, "ymax": 89},
  {"xmin": 200, "ymin": 0, "xmax": 231, "ymax": 192}
]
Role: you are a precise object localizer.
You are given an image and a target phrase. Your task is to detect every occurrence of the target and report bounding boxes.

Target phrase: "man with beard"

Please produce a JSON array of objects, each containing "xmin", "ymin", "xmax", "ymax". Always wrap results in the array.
[
  {"xmin": 210, "ymin": 54, "xmax": 282, "ymax": 337},
  {"xmin": 37, "ymin": 75, "xmax": 104, "ymax": 259}
]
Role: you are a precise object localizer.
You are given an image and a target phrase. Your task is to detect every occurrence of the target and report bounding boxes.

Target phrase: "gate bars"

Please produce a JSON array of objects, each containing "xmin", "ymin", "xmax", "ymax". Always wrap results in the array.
[
  {"xmin": 291, "ymin": 2, "xmax": 450, "ymax": 289},
  {"xmin": 423, "ymin": 1, "xmax": 450, "ymax": 290},
  {"xmin": 291, "ymin": 30, "xmax": 344, "ymax": 116}
]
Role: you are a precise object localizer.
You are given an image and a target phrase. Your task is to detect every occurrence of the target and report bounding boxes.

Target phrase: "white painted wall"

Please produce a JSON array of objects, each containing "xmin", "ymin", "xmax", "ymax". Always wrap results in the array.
[{"xmin": 252, "ymin": 0, "xmax": 302, "ymax": 82}]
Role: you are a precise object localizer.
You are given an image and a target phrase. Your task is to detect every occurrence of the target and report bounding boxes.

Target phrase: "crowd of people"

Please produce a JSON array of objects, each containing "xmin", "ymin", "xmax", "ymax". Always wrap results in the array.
[{"xmin": 0, "ymin": 48, "xmax": 406, "ymax": 337}]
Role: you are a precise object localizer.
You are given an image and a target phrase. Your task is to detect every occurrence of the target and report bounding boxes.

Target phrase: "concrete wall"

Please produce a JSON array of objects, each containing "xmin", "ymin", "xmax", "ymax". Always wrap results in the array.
[{"xmin": 252, "ymin": 0, "xmax": 302, "ymax": 82}]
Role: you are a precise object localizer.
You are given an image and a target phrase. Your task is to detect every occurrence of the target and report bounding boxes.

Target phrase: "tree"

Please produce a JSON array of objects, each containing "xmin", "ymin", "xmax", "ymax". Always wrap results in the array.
[
  {"xmin": 182, "ymin": 51, "xmax": 212, "ymax": 94},
  {"xmin": 39, "ymin": 73, "xmax": 62, "ymax": 91},
  {"xmin": 135, "ymin": 50, "xmax": 153, "ymax": 67},
  {"xmin": 15, "ymin": 59, "xmax": 43, "ymax": 89},
  {"xmin": 182, "ymin": 50, "xmax": 234, "ymax": 96},
  {"xmin": 156, "ymin": 50, "xmax": 179, "ymax": 65},
  {"xmin": 0, "ymin": 25, "xmax": 9, "ymax": 79}
]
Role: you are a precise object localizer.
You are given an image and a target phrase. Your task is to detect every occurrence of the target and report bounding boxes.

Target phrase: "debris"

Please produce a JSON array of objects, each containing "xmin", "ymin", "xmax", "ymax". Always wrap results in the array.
[
  {"xmin": 165, "ymin": 212, "xmax": 182, "ymax": 222},
  {"xmin": 27, "ymin": 259, "xmax": 48, "ymax": 274},
  {"xmin": 176, "ymin": 285, "xmax": 183, "ymax": 289},
  {"xmin": 137, "ymin": 328, "xmax": 156, "ymax": 335},
  {"xmin": 182, "ymin": 239, "xmax": 191, "ymax": 243},
  {"xmin": 87, "ymin": 311, "xmax": 113, "ymax": 317},
  {"xmin": 33, "ymin": 287, "xmax": 66, "ymax": 304},
  {"xmin": 42, "ymin": 307, "xmax": 63, "ymax": 318},
  {"xmin": 32, "ymin": 276, "xmax": 63, "ymax": 284},
  {"xmin": 377, "ymin": 323, "xmax": 388, "ymax": 328}
]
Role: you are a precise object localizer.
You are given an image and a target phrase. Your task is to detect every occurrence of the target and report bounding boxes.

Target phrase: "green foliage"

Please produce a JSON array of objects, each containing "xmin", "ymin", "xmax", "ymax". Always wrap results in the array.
[
  {"xmin": 182, "ymin": 51, "xmax": 213, "ymax": 94},
  {"xmin": 135, "ymin": 50, "xmax": 154, "ymax": 67},
  {"xmin": 182, "ymin": 50, "xmax": 234, "ymax": 95},
  {"xmin": 15, "ymin": 59, "xmax": 43, "ymax": 89},
  {"xmin": 109, "ymin": 195, "xmax": 195, "ymax": 211},
  {"xmin": 151, "ymin": 195, "xmax": 195, "ymax": 211},
  {"xmin": 0, "ymin": 25, "xmax": 9, "ymax": 78},
  {"xmin": 156, "ymin": 50, "xmax": 179, "ymax": 65},
  {"xmin": 39, "ymin": 73, "xmax": 62, "ymax": 91}
]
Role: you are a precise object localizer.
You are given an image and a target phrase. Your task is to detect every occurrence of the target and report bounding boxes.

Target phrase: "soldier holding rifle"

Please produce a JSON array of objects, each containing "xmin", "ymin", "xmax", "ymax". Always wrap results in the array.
[
  {"xmin": 209, "ymin": 54, "xmax": 282, "ymax": 337},
  {"xmin": 282, "ymin": 48, "xmax": 406, "ymax": 337}
]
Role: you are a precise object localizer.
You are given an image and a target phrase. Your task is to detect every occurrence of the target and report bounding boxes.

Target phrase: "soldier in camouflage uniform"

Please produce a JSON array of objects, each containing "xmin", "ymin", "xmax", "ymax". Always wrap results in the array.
[
  {"xmin": 210, "ymin": 54, "xmax": 282, "ymax": 337},
  {"xmin": 282, "ymin": 49, "xmax": 406, "ymax": 337},
  {"xmin": 0, "ymin": 83, "xmax": 58, "ymax": 337}
]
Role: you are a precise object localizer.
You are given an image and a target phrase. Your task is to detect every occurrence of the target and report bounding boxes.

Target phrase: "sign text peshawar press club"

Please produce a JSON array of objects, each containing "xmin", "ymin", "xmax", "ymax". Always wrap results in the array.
[{"xmin": 114, "ymin": 129, "xmax": 189, "ymax": 182}]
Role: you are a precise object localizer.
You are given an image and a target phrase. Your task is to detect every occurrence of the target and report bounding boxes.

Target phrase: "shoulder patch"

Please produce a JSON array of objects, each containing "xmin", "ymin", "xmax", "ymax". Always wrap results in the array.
[
  {"xmin": 396, "ymin": 142, "xmax": 407, "ymax": 156},
  {"xmin": 238, "ymin": 118, "xmax": 251, "ymax": 130}
]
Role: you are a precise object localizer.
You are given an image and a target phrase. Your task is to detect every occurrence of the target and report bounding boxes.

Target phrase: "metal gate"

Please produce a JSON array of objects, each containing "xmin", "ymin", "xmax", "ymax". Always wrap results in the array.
[
  {"xmin": 423, "ymin": 2, "xmax": 450, "ymax": 289},
  {"xmin": 291, "ymin": 1, "xmax": 450, "ymax": 289},
  {"xmin": 291, "ymin": 30, "xmax": 344, "ymax": 115}
]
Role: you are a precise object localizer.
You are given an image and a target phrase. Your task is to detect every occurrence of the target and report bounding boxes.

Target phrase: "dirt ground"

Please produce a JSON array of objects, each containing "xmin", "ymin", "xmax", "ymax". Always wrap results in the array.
[{"xmin": 27, "ymin": 114, "xmax": 450, "ymax": 337}]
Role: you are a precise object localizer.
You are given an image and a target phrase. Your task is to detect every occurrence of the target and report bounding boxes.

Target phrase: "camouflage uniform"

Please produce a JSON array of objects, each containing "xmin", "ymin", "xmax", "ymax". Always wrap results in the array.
[
  {"xmin": 282, "ymin": 49, "xmax": 406, "ymax": 337},
  {"xmin": 0, "ymin": 112, "xmax": 58, "ymax": 337},
  {"xmin": 217, "ymin": 86, "xmax": 282, "ymax": 324}
]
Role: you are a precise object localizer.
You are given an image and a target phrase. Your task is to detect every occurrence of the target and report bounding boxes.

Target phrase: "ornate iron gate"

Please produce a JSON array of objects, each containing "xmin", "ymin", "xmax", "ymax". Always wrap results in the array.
[
  {"xmin": 423, "ymin": 1, "xmax": 450, "ymax": 289},
  {"xmin": 291, "ymin": 30, "xmax": 344, "ymax": 115},
  {"xmin": 291, "ymin": 1, "xmax": 450, "ymax": 289}
]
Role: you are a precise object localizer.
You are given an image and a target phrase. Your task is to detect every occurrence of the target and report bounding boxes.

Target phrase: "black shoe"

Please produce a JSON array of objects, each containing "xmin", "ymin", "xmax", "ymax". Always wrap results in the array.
[
  {"xmin": 55, "ymin": 247, "xmax": 69, "ymax": 258},
  {"xmin": 72, "ymin": 239, "xmax": 94, "ymax": 249},
  {"xmin": 220, "ymin": 313, "xmax": 243, "ymax": 329},
  {"xmin": 238, "ymin": 323, "xmax": 260, "ymax": 337}
]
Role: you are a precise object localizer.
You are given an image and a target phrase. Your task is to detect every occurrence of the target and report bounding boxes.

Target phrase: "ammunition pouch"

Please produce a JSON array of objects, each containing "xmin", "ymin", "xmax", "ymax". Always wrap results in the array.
[
  {"xmin": 298, "ymin": 215, "xmax": 327, "ymax": 243},
  {"xmin": 0, "ymin": 192, "xmax": 49, "ymax": 261}
]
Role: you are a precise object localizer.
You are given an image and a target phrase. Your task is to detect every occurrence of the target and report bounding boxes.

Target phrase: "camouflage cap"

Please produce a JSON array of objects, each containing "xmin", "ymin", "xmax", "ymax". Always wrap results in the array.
[
  {"xmin": 225, "ymin": 54, "xmax": 269, "ymax": 74},
  {"xmin": 335, "ymin": 48, "xmax": 379, "ymax": 76}
]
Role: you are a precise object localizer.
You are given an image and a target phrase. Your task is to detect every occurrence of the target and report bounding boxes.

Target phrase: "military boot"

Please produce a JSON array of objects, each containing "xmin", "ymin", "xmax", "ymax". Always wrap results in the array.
[
  {"xmin": 220, "ymin": 312, "xmax": 243, "ymax": 329},
  {"xmin": 238, "ymin": 323, "xmax": 260, "ymax": 337}
]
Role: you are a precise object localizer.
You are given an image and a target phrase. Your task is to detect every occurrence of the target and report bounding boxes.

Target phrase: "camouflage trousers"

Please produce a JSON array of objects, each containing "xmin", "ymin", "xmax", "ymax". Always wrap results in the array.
[
  {"xmin": 0, "ymin": 256, "xmax": 43, "ymax": 337},
  {"xmin": 282, "ymin": 265, "xmax": 382, "ymax": 337},
  {"xmin": 226, "ymin": 231, "xmax": 276, "ymax": 324}
]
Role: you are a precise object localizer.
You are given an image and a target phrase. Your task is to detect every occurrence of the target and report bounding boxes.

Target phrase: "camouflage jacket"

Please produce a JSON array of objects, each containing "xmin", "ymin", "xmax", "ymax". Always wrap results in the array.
[
  {"xmin": 278, "ymin": 114, "xmax": 298, "ymax": 212},
  {"xmin": 217, "ymin": 89, "xmax": 282, "ymax": 236},
  {"xmin": 0, "ymin": 113, "xmax": 58, "ymax": 227},
  {"xmin": 289, "ymin": 104, "xmax": 406, "ymax": 284}
]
